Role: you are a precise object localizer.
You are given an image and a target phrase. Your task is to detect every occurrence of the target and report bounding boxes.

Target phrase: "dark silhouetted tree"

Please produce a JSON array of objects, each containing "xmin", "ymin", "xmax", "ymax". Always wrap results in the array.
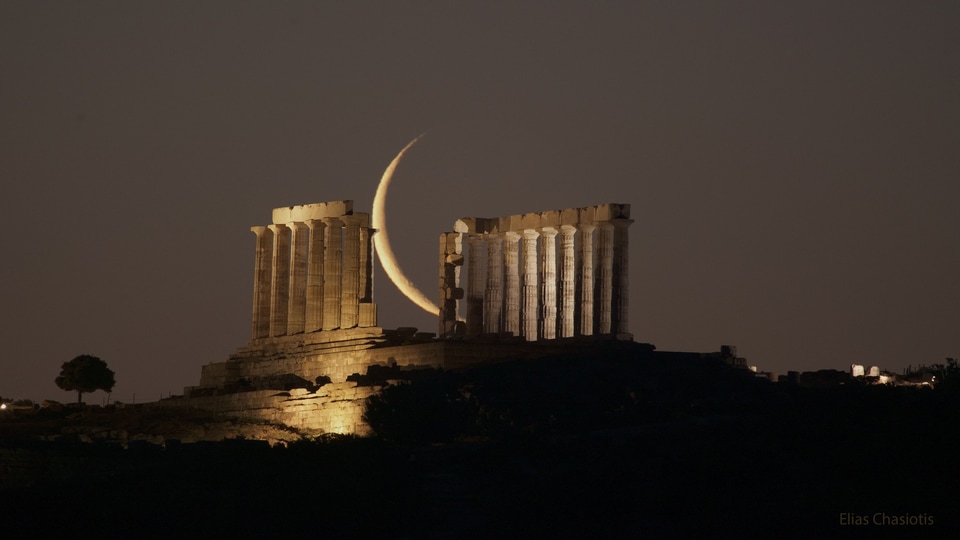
[{"xmin": 55, "ymin": 354, "xmax": 115, "ymax": 403}]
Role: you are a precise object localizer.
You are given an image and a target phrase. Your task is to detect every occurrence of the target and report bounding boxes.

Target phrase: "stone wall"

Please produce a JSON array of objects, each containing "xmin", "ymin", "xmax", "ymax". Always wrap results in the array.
[
  {"xmin": 187, "ymin": 333, "xmax": 643, "ymax": 436},
  {"xmin": 195, "ymin": 328, "xmax": 450, "ymax": 391},
  {"xmin": 163, "ymin": 383, "xmax": 382, "ymax": 436}
]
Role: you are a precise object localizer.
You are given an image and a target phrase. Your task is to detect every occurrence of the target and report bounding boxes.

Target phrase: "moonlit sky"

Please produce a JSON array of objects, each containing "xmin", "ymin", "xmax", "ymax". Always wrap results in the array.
[{"xmin": 1, "ymin": 2, "xmax": 957, "ymax": 403}]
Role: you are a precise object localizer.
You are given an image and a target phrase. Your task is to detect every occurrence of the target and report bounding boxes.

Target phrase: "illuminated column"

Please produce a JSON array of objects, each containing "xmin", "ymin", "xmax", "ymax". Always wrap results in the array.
[
  {"xmin": 539, "ymin": 227, "xmax": 558, "ymax": 340},
  {"xmin": 359, "ymin": 224, "xmax": 372, "ymax": 302},
  {"xmin": 558, "ymin": 225, "xmax": 576, "ymax": 338},
  {"xmin": 521, "ymin": 229, "xmax": 540, "ymax": 341},
  {"xmin": 358, "ymin": 223, "xmax": 377, "ymax": 327},
  {"xmin": 612, "ymin": 218, "xmax": 634, "ymax": 336},
  {"xmin": 596, "ymin": 221, "xmax": 614, "ymax": 334},
  {"xmin": 577, "ymin": 224, "xmax": 595, "ymax": 336},
  {"xmin": 340, "ymin": 216, "xmax": 362, "ymax": 329},
  {"xmin": 484, "ymin": 234, "xmax": 503, "ymax": 334},
  {"xmin": 439, "ymin": 232, "xmax": 464, "ymax": 337},
  {"xmin": 250, "ymin": 226, "xmax": 273, "ymax": 339},
  {"xmin": 286, "ymin": 222, "xmax": 309, "ymax": 335},
  {"xmin": 268, "ymin": 223, "xmax": 290, "ymax": 337},
  {"xmin": 466, "ymin": 235, "xmax": 485, "ymax": 336},
  {"xmin": 503, "ymin": 232, "xmax": 521, "ymax": 337},
  {"xmin": 304, "ymin": 219, "xmax": 326, "ymax": 332},
  {"xmin": 322, "ymin": 218, "xmax": 342, "ymax": 331}
]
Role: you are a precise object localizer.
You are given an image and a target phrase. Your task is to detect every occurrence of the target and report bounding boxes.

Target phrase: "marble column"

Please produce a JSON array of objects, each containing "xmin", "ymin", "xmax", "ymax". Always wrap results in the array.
[
  {"xmin": 358, "ymin": 224, "xmax": 377, "ymax": 328},
  {"xmin": 322, "ymin": 218, "xmax": 343, "ymax": 331},
  {"xmin": 358, "ymin": 225, "xmax": 373, "ymax": 302},
  {"xmin": 558, "ymin": 225, "xmax": 577, "ymax": 338},
  {"xmin": 521, "ymin": 229, "xmax": 540, "ymax": 341},
  {"xmin": 304, "ymin": 219, "xmax": 326, "ymax": 333},
  {"xmin": 577, "ymin": 224, "xmax": 595, "ymax": 336},
  {"xmin": 250, "ymin": 226, "xmax": 273, "ymax": 339},
  {"xmin": 268, "ymin": 223, "xmax": 291, "ymax": 337},
  {"xmin": 539, "ymin": 227, "xmax": 558, "ymax": 340},
  {"xmin": 466, "ymin": 235, "xmax": 485, "ymax": 337},
  {"xmin": 484, "ymin": 234, "xmax": 503, "ymax": 334},
  {"xmin": 502, "ymin": 232, "xmax": 521, "ymax": 337},
  {"xmin": 612, "ymin": 218, "xmax": 634, "ymax": 335},
  {"xmin": 596, "ymin": 221, "xmax": 615, "ymax": 335},
  {"xmin": 286, "ymin": 222, "xmax": 309, "ymax": 335},
  {"xmin": 340, "ymin": 216, "xmax": 362, "ymax": 329}
]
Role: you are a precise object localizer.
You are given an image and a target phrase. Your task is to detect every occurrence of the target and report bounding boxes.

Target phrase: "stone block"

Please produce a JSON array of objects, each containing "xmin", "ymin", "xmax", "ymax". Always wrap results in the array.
[
  {"xmin": 499, "ymin": 214, "xmax": 523, "ymax": 232},
  {"xmin": 520, "ymin": 212, "xmax": 541, "ymax": 229},
  {"xmin": 454, "ymin": 219, "xmax": 473, "ymax": 233},
  {"xmin": 579, "ymin": 206, "xmax": 596, "ymax": 224},
  {"xmin": 560, "ymin": 208, "xmax": 580, "ymax": 226},
  {"xmin": 539, "ymin": 210, "xmax": 561, "ymax": 227},
  {"xmin": 440, "ymin": 232, "xmax": 463, "ymax": 253},
  {"xmin": 272, "ymin": 201, "xmax": 353, "ymax": 223},
  {"xmin": 480, "ymin": 217, "xmax": 498, "ymax": 234},
  {"xmin": 359, "ymin": 303, "xmax": 377, "ymax": 327},
  {"xmin": 594, "ymin": 203, "xmax": 630, "ymax": 221},
  {"xmin": 594, "ymin": 204, "xmax": 614, "ymax": 221}
]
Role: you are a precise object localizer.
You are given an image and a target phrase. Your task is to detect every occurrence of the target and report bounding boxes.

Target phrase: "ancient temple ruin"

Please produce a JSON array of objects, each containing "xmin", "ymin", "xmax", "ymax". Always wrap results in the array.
[
  {"xmin": 245, "ymin": 199, "xmax": 633, "ymax": 345},
  {"xmin": 440, "ymin": 204, "xmax": 633, "ymax": 341},
  {"xmin": 249, "ymin": 200, "xmax": 377, "ymax": 339},
  {"xmin": 177, "ymin": 198, "xmax": 637, "ymax": 435}
]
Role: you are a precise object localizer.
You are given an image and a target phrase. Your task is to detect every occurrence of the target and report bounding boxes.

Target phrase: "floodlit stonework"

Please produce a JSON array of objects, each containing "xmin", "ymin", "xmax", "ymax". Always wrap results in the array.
[
  {"xmin": 250, "ymin": 201, "xmax": 377, "ymax": 339},
  {"xmin": 181, "ymin": 199, "xmax": 636, "ymax": 436},
  {"xmin": 442, "ymin": 203, "xmax": 633, "ymax": 340}
]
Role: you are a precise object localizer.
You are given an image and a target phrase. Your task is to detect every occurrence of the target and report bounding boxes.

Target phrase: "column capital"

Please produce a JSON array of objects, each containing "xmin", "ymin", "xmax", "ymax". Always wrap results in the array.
[
  {"xmin": 341, "ymin": 214, "xmax": 365, "ymax": 227},
  {"xmin": 522, "ymin": 228, "xmax": 540, "ymax": 241},
  {"xmin": 305, "ymin": 219, "xmax": 326, "ymax": 234},
  {"xmin": 539, "ymin": 226, "xmax": 558, "ymax": 237},
  {"xmin": 251, "ymin": 225, "xmax": 271, "ymax": 236},
  {"xmin": 286, "ymin": 221, "xmax": 308, "ymax": 232},
  {"xmin": 267, "ymin": 223, "xmax": 289, "ymax": 234}
]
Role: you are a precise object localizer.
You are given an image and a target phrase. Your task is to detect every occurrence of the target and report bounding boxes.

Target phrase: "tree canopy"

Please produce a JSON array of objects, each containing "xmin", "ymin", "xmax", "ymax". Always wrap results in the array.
[{"xmin": 55, "ymin": 354, "xmax": 116, "ymax": 403}]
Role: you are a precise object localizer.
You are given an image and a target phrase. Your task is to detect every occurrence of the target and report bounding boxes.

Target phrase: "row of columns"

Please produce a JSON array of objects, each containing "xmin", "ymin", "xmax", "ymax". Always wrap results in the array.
[
  {"xmin": 441, "ymin": 218, "xmax": 632, "ymax": 340},
  {"xmin": 251, "ymin": 216, "xmax": 376, "ymax": 340}
]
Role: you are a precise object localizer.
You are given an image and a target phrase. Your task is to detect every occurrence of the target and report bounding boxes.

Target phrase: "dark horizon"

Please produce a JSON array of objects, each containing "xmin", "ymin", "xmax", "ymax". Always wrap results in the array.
[{"xmin": 1, "ymin": 1, "xmax": 958, "ymax": 403}]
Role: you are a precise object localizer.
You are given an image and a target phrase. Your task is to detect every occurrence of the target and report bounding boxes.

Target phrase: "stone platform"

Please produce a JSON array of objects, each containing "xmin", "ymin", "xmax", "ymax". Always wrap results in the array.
[{"xmin": 177, "ymin": 331, "xmax": 639, "ymax": 436}]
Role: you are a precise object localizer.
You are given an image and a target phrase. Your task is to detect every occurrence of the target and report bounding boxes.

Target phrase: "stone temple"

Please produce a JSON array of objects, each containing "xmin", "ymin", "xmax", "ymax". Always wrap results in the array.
[
  {"xmin": 173, "ymin": 199, "xmax": 635, "ymax": 434},
  {"xmin": 441, "ymin": 203, "xmax": 633, "ymax": 340}
]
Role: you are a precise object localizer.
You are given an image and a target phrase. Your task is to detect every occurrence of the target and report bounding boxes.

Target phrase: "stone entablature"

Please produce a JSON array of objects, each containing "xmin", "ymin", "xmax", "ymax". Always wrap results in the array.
[
  {"xmin": 250, "ymin": 200, "xmax": 377, "ymax": 342},
  {"xmin": 441, "ymin": 203, "xmax": 633, "ymax": 341}
]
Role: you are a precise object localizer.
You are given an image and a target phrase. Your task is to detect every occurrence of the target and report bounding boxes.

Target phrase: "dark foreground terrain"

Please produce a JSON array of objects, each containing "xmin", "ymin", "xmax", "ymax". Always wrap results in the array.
[{"xmin": 2, "ymin": 350, "xmax": 958, "ymax": 539}]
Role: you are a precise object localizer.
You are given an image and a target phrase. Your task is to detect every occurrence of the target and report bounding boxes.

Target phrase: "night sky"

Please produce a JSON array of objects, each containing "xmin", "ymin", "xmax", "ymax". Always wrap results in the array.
[{"xmin": 2, "ymin": 2, "xmax": 957, "ymax": 403}]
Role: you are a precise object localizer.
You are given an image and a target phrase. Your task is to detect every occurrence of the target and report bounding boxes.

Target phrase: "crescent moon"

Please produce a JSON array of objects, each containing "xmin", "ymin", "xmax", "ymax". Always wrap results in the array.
[{"xmin": 372, "ymin": 135, "xmax": 441, "ymax": 316}]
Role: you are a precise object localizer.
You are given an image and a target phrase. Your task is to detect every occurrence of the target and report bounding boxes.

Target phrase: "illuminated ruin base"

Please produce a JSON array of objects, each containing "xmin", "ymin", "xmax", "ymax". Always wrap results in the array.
[
  {"xmin": 162, "ymin": 384, "xmax": 383, "ymax": 436},
  {"xmin": 179, "ymin": 331, "xmax": 641, "ymax": 436}
]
